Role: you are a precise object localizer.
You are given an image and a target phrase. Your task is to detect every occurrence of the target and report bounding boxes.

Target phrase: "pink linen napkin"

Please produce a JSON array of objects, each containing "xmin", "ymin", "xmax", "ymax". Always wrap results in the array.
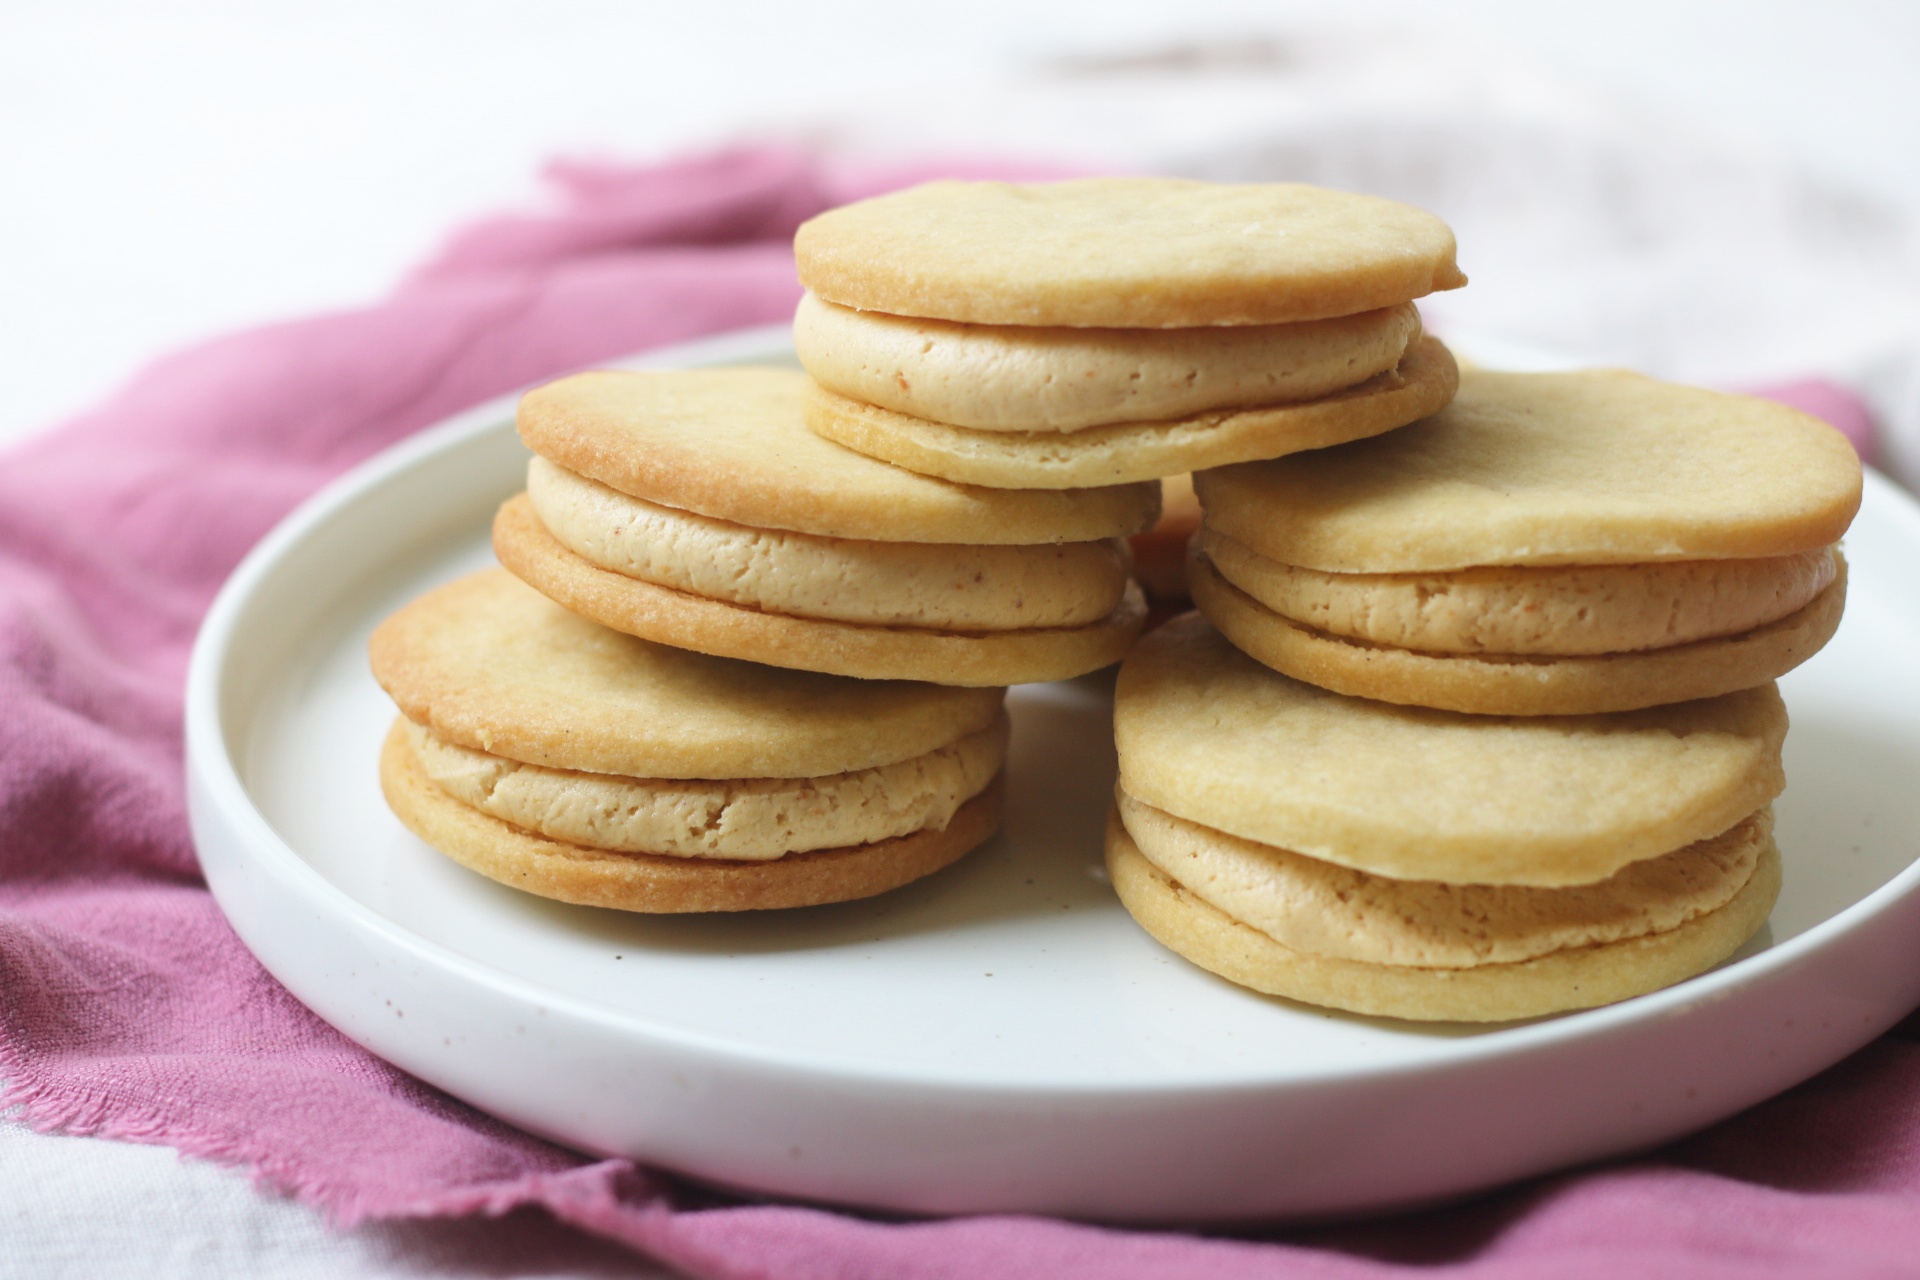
[{"xmin": 0, "ymin": 146, "xmax": 1905, "ymax": 1279}]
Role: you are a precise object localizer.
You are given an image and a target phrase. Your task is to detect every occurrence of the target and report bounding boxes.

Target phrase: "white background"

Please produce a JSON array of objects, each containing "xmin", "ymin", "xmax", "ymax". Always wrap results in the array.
[{"xmin": 4, "ymin": 1, "xmax": 1920, "ymax": 447}]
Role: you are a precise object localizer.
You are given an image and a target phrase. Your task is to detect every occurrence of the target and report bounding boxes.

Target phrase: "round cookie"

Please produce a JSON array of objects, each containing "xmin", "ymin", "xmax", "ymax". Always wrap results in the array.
[
  {"xmin": 802, "ymin": 335, "xmax": 1459, "ymax": 490},
  {"xmin": 794, "ymin": 178, "xmax": 1467, "ymax": 328},
  {"xmin": 1195, "ymin": 368, "xmax": 1863, "ymax": 573},
  {"xmin": 410, "ymin": 715, "xmax": 1007, "ymax": 860},
  {"xmin": 1200, "ymin": 528, "xmax": 1840, "ymax": 656},
  {"xmin": 1190, "ymin": 546, "xmax": 1847, "ymax": 716},
  {"xmin": 1106, "ymin": 816, "xmax": 1781, "ymax": 1023},
  {"xmin": 793, "ymin": 292, "xmax": 1421, "ymax": 432},
  {"xmin": 517, "ymin": 367, "xmax": 1160, "ymax": 544},
  {"xmin": 369, "ymin": 570, "xmax": 1005, "ymax": 778},
  {"xmin": 384, "ymin": 721, "xmax": 1003, "ymax": 912},
  {"xmin": 496, "ymin": 496, "xmax": 1148, "ymax": 685},
  {"xmin": 1117, "ymin": 789, "xmax": 1769, "ymax": 968},
  {"xmin": 528, "ymin": 457, "xmax": 1129, "ymax": 630},
  {"xmin": 1113, "ymin": 614, "xmax": 1787, "ymax": 887}
]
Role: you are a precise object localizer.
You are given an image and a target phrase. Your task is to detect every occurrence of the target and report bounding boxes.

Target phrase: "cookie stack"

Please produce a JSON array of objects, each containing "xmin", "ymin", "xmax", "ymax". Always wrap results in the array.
[
  {"xmin": 1110, "ymin": 617, "xmax": 1787, "ymax": 1022},
  {"xmin": 1109, "ymin": 369, "xmax": 1864, "ymax": 1020},
  {"xmin": 374, "ymin": 360, "xmax": 1181, "ymax": 911},
  {"xmin": 371, "ymin": 175, "xmax": 1480, "ymax": 917},
  {"xmin": 374, "ymin": 573, "xmax": 1007, "ymax": 912},
  {"xmin": 791, "ymin": 177, "xmax": 1465, "ymax": 491},
  {"xmin": 1191, "ymin": 369, "xmax": 1857, "ymax": 715}
]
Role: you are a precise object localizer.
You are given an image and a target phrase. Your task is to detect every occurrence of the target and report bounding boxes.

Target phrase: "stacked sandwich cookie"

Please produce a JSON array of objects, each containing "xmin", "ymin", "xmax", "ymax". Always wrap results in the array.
[
  {"xmin": 373, "ymin": 572, "xmax": 1008, "ymax": 912},
  {"xmin": 1107, "ymin": 369, "xmax": 1863, "ymax": 1020},
  {"xmin": 1108, "ymin": 617, "xmax": 1787, "ymax": 1022},
  {"xmin": 376, "ymin": 335, "xmax": 1169, "ymax": 910},
  {"xmin": 496, "ymin": 367, "xmax": 1156, "ymax": 685},
  {"xmin": 1189, "ymin": 369, "xmax": 1862, "ymax": 714},
  {"xmin": 792, "ymin": 178, "xmax": 1466, "ymax": 490},
  {"xmin": 370, "ymin": 175, "xmax": 1480, "ymax": 919}
]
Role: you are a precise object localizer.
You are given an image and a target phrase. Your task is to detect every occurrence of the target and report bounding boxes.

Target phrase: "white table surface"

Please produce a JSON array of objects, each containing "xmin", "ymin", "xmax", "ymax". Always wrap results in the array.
[{"xmin": 6, "ymin": 3, "xmax": 1920, "ymax": 1276}]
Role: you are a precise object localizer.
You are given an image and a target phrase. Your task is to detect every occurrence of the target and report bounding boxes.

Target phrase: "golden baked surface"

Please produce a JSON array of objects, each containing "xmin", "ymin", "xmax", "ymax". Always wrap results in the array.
[
  {"xmin": 1196, "ymin": 367, "xmax": 1863, "ymax": 572},
  {"xmin": 518, "ymin": 367, "xmax": 1160, "ymax": 543},
  {"xmin": 794, "ymin": 178, "xmax": 1466, "ymax": 327},
  {"xmin": 793, "ymin": 292, "xmax": 1419, "ymax": 432},
  {"xmin": 801, "ymin": 335, "xmax": 1459, "ymax": 490},
  {"xmin": 1113, "ymin": 614, "xmax": 1787, "ymax": 886},
  {"xmin": 369, "ymin": 569, "xmax": 1004, "ymax": 778}
]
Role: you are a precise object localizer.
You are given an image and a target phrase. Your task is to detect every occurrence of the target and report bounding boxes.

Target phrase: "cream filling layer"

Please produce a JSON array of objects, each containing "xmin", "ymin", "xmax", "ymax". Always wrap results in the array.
[
  {"xmin": 794, "ymin": 292, "xmax": 1420, "ymax": 432},
  {"xmin": 528, "ymin": 458, "xmax": 1128, "ymax": 630},
  {"xmin": 1202, "ymin": 528, "xmax": 1839, "ymax": 656},
  {"xmin": 409, "ymin": 715, "xmax": 1008, "ymax": 861},
  {"xmin": 1119, "ymin": 789, "xmax": 1766, "ymax": 968}
]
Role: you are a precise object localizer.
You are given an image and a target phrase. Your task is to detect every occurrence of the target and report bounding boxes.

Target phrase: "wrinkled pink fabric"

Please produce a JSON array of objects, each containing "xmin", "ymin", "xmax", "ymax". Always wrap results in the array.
[{"xmin": 0, "ymin": 147, "xmax": 1904, "ymax": 1279}]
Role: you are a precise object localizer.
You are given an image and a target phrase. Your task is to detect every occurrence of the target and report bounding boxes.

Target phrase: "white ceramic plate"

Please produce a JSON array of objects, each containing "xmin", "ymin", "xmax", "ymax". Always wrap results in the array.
[{"xmin": 187, "ymin": 326, "xmax": 1920, "ymax": 1223}]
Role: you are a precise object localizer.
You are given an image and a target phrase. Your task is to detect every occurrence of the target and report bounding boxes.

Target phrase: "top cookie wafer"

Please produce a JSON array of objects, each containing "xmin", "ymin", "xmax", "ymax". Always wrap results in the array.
[
  {"xmin": 795, "ymin": 178, "xmax": 1467, "ymax": 328},
  {"xmin": 1197, "ymin": 368, "xmax": 1864, "ymax": 573},
  {"xmin": 370, "ymin": 570, "xmax": 1004, "ymax": 779},
  {"xmin": 519, "ymin": 368, "xmax": 1159, "ymax": 544}
]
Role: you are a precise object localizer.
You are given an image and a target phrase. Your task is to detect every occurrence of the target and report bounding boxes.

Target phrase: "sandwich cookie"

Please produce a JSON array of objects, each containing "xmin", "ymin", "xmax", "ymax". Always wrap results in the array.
[
  {"xmin": 1193, "ymin": 368, "xmax": 1862, "ymax": 714},
  {"xmin": 1107, "ymin": 615, "xmax": 1784, "ymax": 1021},
  {"xmin": 498, "ymin": 367, "xmax": 1154, "ymax": 685},
  {"xmin": 371, "ymin": 571, "xmax": 1009, "ymax": 912},
  {"xmin": 793, "ymin": 177, "xmax": 1464, "ymax": 487}
]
